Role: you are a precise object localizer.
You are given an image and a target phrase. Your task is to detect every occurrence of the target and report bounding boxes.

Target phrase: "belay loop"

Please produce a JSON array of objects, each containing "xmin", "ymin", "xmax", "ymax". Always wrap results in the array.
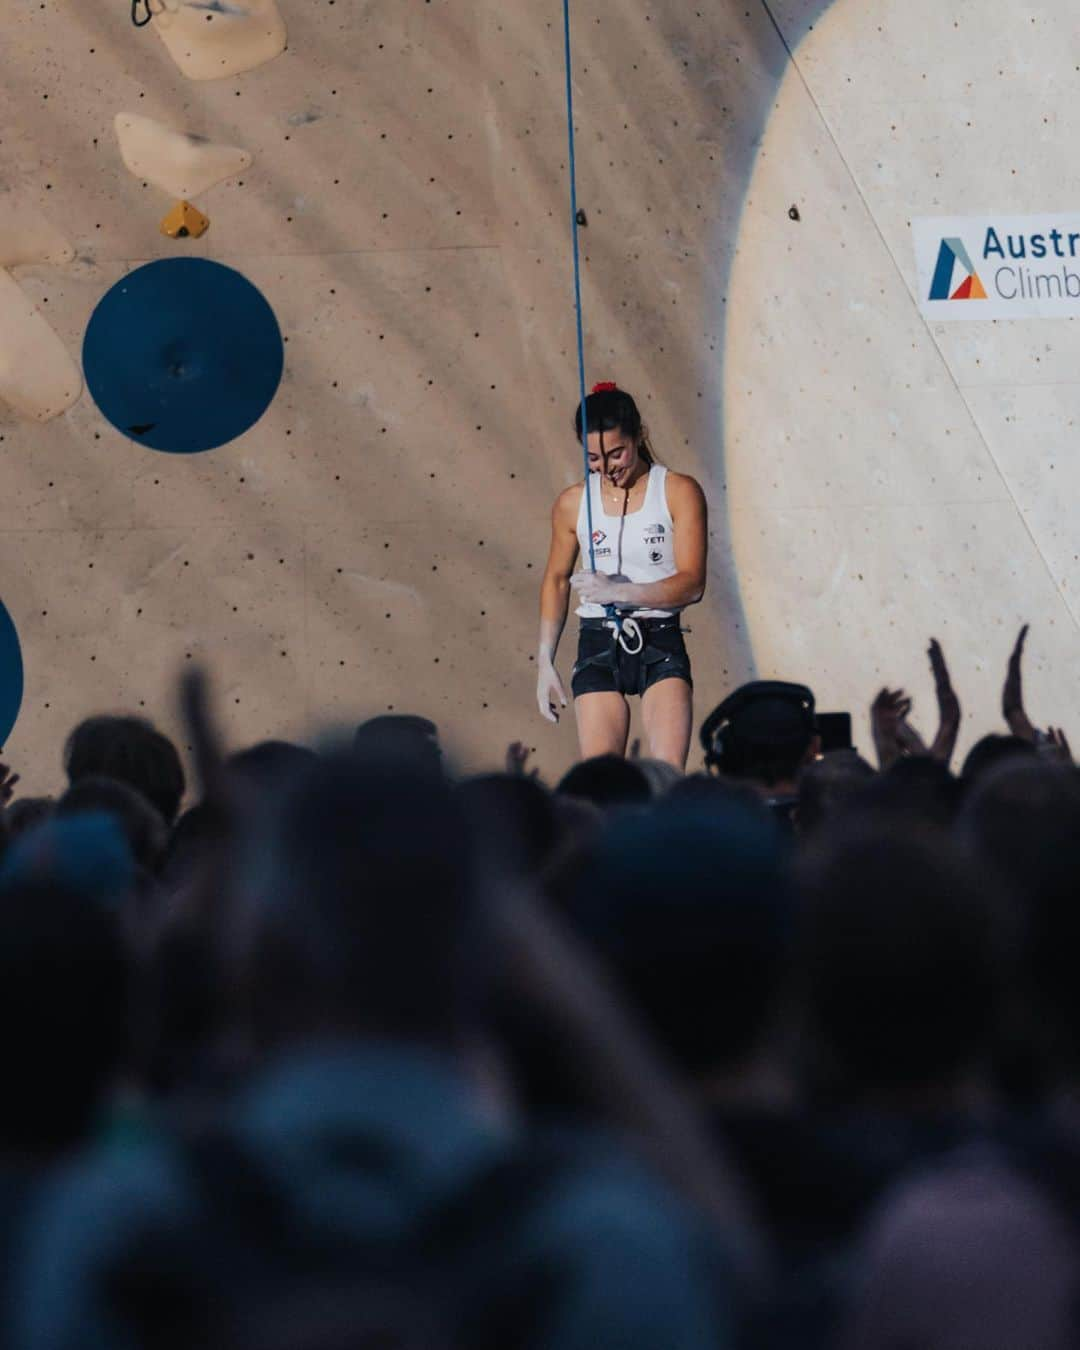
[{"xmin": 610, "ymin": 614, "xmax": 644, "ymax": 656}]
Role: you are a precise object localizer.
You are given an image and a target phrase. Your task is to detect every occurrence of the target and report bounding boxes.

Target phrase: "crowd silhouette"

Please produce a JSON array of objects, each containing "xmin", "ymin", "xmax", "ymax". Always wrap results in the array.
[{"xmin": 0, "ymin": 625, "xmax": 1075, "ymax": 1350}]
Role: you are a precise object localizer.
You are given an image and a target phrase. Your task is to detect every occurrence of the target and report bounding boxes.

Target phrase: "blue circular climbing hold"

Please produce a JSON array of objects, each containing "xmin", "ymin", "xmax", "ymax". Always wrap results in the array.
[
  {"xmin": 83, "ymin": 259, "xmax": 284, "ymax": 455},
  {"xmin": 0, "ymin": 602, "xmax": 24, "ymax": 748}
]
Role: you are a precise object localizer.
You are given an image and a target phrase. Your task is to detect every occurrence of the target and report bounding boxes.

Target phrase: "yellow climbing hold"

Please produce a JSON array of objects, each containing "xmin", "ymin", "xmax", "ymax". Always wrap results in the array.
[{"xmin": 160, "ymin": 200, "xmax": 210, "ymax": 240}]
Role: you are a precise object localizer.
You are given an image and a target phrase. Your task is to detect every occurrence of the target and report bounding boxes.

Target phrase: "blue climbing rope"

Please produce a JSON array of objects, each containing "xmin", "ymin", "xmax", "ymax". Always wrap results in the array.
[
  {"xmin": 560, "ymin": 0, "xmax": 597, "ymax": 578},
  {"xmin": 560, "ymin": 0, "xmax": 645, "ymax": 657}
]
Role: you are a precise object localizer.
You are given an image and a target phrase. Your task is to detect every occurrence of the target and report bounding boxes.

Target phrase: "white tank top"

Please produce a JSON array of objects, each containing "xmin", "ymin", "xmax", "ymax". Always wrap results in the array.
[{"xmin": 574, "ymin": 464, "xmax": 679, "ymax": 619}]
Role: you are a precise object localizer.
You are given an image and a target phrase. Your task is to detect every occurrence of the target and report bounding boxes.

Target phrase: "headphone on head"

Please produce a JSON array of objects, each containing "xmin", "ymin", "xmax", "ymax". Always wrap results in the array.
[{"xmin": 700, "ymin": 681, "xmax": 816, "ymax": 772}]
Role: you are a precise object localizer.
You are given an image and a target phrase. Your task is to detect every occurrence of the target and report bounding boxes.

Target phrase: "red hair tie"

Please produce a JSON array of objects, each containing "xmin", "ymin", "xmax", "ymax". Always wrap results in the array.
[{"xmin": 591, "ymin": 381, "xmax": 618, "ymax": 394}]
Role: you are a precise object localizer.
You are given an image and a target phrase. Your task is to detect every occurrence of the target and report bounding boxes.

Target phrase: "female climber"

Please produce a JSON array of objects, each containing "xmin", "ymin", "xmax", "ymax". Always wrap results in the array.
[{"xmin": 536, "ymin": 383, "xmax": 708, "ymax": 770}]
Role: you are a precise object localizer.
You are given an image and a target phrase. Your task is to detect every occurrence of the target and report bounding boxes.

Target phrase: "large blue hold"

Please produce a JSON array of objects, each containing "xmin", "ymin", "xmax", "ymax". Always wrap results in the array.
[
  {"xmin": 83, "ymin": 259, "xmax": 284, "ymax": 455},
  {"xmin": 0, "ymin": 601, "xmax": 23, "ymax": 748}
]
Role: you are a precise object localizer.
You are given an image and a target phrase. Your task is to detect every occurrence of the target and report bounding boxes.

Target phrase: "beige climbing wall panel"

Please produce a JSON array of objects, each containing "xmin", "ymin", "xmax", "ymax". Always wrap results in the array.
[
  {"xmin": 0, "ymin": 270, "xmax": 82, "ymax": 423},
  {"xmin": 151, "ymin": 0, "xmax": 287, "ymax": 82},
  {"xmin": 115, "ymin": 113, "xmax": 252, "ymax": 201}
]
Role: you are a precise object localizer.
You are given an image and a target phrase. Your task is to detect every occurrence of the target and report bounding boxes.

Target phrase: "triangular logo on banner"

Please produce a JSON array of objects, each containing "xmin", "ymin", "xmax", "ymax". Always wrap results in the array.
[{"xmin": 929, "ymin": 237, "xmax": 988, "ymax": 302}]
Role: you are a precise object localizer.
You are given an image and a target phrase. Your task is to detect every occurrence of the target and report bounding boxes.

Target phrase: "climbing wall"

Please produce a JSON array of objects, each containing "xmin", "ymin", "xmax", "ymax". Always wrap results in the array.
[
  {"xmin": 4, "ymin": 0, "xmax": 1074, "ymax": 793},
  {"xmin": 0, "ymin": 0, "xmax": 767, "ymax": 793}
]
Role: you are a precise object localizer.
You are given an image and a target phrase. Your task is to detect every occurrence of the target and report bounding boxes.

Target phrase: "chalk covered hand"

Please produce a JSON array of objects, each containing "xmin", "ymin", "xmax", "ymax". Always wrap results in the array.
[
  {"xmin": 536, "ymin": 659, "xmax": 568, "ymax": 725},
  {"xmin": 569, "ymin": 570, "xmax": 630, "ymax": 607}
]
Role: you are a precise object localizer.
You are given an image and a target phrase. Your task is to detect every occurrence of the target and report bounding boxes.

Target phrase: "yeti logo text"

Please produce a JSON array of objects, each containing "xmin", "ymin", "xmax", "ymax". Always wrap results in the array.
[{"xmin": 929, "ymin": 238, "xmax": 988, "ymax": 302}]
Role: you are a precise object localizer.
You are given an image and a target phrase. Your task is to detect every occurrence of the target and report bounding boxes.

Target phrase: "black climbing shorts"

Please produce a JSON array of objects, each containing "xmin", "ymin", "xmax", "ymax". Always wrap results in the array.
[{"xmin": 571, "ymin": 616, "xmax": 693, "ymax": 700}]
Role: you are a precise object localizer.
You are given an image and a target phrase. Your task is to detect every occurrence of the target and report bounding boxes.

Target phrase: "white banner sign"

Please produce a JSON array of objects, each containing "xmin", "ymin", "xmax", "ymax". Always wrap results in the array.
[{"xmin": 913, "ymin": 213, "xmax": 1080, "ymax": 320}]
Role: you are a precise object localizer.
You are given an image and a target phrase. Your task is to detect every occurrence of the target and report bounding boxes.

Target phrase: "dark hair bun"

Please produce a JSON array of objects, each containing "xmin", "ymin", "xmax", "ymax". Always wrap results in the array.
[{"xmin": 575, "ymin": 385, "xmax": 650, "ymax": 463}]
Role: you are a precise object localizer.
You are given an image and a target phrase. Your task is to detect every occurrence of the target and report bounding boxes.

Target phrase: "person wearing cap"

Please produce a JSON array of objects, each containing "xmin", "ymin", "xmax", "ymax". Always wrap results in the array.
[
  {"xmin": 701, "ymin": 682, "xmax": 821, "ymax": 824},
  {"xmin": 537, "ymin": 384, "xmax": 708, "ymax": 771}
]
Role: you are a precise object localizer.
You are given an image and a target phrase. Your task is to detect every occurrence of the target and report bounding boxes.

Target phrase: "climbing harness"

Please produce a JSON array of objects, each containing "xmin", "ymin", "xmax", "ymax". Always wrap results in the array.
[{"xmin": 560, "ymin": 0, "xmax": 641, "ymax": 657}]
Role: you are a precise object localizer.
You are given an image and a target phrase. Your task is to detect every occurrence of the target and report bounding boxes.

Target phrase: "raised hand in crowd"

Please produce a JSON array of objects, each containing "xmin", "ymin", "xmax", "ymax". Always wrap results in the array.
[
  {"xmin": 505, "ymin": 741, "xmax": 540, "ymax": 778},
  {"xmin": 927, "ymin": 638, "xmax": 961, "ymax": 765},
  {"xmin": 1002, "ymin": 623, "xmax": 1037, "ymax": 741},
  {"xmin": 871, "ymin": 688, "xmax": 914, "ymax": 771},
  {"xmin": 871, "ymin": 639, "xmax": 960, "ymax": 771},
  {"xmin": 894, "ymin": 716, "xmax": 928, "ymax": 758},
  {"xmin": 0, "ymin": 758, "xmax": 20, "ymax": 805},
  {"xmin": 1001, "ymin": 624, "xmax": 1073, "ymax": 763},
  {"xmin": 1041, "ymin": 725, "xmax": 1074, "ymax": 766}
]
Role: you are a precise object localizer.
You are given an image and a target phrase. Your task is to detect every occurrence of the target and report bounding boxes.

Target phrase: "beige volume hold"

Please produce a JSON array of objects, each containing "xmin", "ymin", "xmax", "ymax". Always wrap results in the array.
[
  {"xmin": 115, "ymin": 113, "xmax": 253, "ymax": 239},
  {"xmin": 146, "ymin": 0, "xmax": 286, "ymax": 81},
  {"xmin": 0, "ymin": 201, "xmax": 81, "ymax": 421},
  {"xmin": 0, "ymin": 270, "xmax": 82, "ymax": 422}
]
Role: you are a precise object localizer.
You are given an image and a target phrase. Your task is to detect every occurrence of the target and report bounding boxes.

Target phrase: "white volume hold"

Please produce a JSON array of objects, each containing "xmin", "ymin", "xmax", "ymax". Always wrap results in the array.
[{"xmin": 0, "ymin": 270, "xmax": 82, "ymax": 423}]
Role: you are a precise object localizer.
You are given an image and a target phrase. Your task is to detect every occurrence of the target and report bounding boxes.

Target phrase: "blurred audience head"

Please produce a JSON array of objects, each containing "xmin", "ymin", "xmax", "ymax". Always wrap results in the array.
[
  {"xmin": 5, "ymin": 796, "xmax": 55, "ymax": 840},
  {"xmin": 64, "ymin": 715, "xmax": 186, "ymax": 825},
  {"xmin": 797, "ymin": 823, "xmax": 1000, "ymax": 1105},
  {"xmin": 961, "ymin": 733, "xmax": 1038, "ymax": 788},
  {"xmin": 556, "ymin": 754, "xmax": 651, "ymax": 809},
  {"xmin": 0, "ymin": 879, "xmax": 128, "ymax": 1160},
  {"xmin": 565, "ymin": 796, "xmax": 793, "ymax": 1080},
  {"xmin": 702, "ymin": 682, "xmax": 819, "ymax": 792},
  {"xmin": 353, "ymin": 716, "xmax": 442, "ymax": 775},
  {"xmin": 541, "ymin": 794, "xmax": 604, "ymax": 913},
  {"xmin": 1, "ymin": 811, "xmax": 136, "ymax": 911},
  {"xmin": 797, "ymin": 750, "xmax": 876, "ymax": 836},
  {"xmin": 226, "ymin": 740, "xmax": 318, "ymax": 795},
  {"xmin": 158, "ymin": 802, "xmax": 220, "ymax": 893},
  {"xmin": 634, "ymin": 758, "xmax": 683, "ymax": 798},
  {"xmin": 666, "ymin": 773, "xmax": 763, "ymax": 812},
  {"xmin": 855, "ymin": 756, "xmax": 962, "ymax": 830},
  {"xmin": 58, "ymin": 775, "xmax": 167, "ymax": 876},
  {"xmin": 458, "ymin": 773, "xmax": 560, "ymax": 882},
  {"xmin": 240, "ymin": 747, "xmax": 477, "ymax": 1052},
  {"xmin": 961, "ymin": 760, "xmax": 1080, "ymax": 1082}
]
